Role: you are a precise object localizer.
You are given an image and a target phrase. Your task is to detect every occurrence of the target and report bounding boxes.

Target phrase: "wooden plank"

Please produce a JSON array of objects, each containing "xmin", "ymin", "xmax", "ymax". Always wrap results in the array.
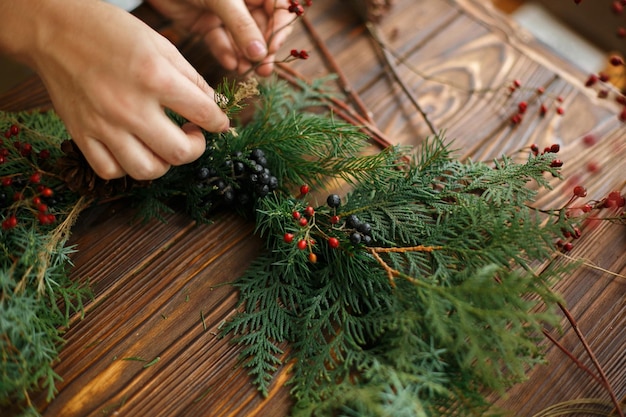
[{"xmin": 0, "ymin": 0, "xmax": 623, "ymax": 416}]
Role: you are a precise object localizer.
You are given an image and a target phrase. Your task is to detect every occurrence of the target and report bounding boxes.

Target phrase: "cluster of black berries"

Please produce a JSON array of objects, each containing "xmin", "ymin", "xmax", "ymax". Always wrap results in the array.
[
  {"xmin": 344, "ymin": 214, "xmax": 373, "ymax": 246},
  {"xmin": 194, "ymin": 148, "xmax": 278, "ymax": 208}
]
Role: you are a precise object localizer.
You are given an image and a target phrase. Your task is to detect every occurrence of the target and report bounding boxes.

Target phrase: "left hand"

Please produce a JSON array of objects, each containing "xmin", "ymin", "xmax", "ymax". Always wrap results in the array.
[{"xmin": 146, "ymin": 0, "xmax": 294, "ymax": 75}]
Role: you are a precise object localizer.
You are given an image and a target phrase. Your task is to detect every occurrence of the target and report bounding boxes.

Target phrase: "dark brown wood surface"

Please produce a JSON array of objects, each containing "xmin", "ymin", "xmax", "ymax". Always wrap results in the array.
[{"xmin": 1, "ymin": 0, "xmax": 624, "ymax": 416}]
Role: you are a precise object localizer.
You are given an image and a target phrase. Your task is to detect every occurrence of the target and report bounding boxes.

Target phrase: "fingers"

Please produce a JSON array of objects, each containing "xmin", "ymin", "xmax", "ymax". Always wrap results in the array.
[
  {"xmin": 207, "ymin": 0, "xmax": 268, "ymax": 62},
  {"xmin": 76, "ymin": 119, "xmax": 206, "ymax": 181}
]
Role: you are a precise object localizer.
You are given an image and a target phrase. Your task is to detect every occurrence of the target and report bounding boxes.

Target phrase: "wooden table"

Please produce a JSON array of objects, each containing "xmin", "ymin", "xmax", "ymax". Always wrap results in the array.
[{"xmin": 1, "ymin": 0, "xmax": 624, "ymax": 416}]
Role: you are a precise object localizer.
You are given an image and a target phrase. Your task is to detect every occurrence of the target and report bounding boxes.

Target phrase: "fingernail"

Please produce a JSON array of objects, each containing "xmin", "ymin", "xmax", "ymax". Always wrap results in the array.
[{"xmin": 247, "ymin": 40, "xmax": 267, "ymax": 60}]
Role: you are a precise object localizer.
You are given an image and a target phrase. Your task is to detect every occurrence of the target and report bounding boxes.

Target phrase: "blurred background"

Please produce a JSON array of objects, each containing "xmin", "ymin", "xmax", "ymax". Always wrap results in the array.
[{"xmin": 1, "ymin": 0, "xmax": 624, "ymax": 95}]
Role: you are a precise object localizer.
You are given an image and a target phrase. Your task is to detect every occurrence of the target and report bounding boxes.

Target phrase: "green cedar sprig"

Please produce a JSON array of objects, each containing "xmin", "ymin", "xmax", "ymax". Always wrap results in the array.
[{"xmin": 221, "ymin": 126, "xmax": 574, "ymax": 416}]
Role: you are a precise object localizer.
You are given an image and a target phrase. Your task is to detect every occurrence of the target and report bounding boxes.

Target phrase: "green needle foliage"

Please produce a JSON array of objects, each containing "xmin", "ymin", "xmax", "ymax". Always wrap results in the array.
[{"xmin": 1, "ymin": 78, "xmax": 576, "ymax": 416}]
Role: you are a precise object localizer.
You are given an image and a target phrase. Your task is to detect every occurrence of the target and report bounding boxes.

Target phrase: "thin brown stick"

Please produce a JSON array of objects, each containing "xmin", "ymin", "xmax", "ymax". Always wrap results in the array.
[
  {"xmin": 300, "ymin": 14, "xmax": 374, "ymax": 123},
  {"xmin": 557, "ymin": 302, "xmax": 625, "ymax": 417},
  {"xmin": 364, "ymin": 22, "xmax": 438, "ymax": 135},
  {"xmin": 276, "ymin": 64, "xmax": 398, "ymax": 151},
  {"xmin": 541, "ymin": 328, "xmax": 603, "ymax": 386},
  {"xmin": 366, "ymin": 245, "xmax": 444, "ymax": 287}
]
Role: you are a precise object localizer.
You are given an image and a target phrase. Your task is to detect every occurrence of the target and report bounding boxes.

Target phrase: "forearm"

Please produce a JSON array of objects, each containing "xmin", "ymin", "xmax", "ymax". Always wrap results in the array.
[{"xmin": 0, "ymin": 0, "xmax": 53, "ymax": 65}]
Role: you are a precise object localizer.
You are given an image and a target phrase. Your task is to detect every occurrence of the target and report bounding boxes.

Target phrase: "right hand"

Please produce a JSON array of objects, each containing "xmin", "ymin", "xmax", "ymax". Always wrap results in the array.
[{"xmin": 3, "ymin": 0, "xmax": 230, "ymax": 180}]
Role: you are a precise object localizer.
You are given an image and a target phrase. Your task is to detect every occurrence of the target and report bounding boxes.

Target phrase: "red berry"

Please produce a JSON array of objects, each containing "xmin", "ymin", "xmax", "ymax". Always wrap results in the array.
[
  {"xmin": 612, "ymin": 1, "xmax": 624, "ymax": 14},
  {"xmin": 299, "ymin": 217, "xmax": 308, "ymax": 227},
  {"xmin": 585, "ymin": 74, "xmax": 598, "ymax": 87},
  {"xmin": 563, "ymin": 242, "xmax": 574, "ymax": 251},
  {"xmin": 581, "ymin": 204, "xmax": 593, "ymax": 213},
  {"xmin": 539, "ymin": 104, "xmax": 548, "ymax": 116},
  {"xmin": 517, "ymin": 101, "xmax": 528, "ymax": 113},
  {"xmin": 556, "ymin": 107, "xmax": 565, "ymax": 115},
  {"xmin": 550, "ymin": 143, "xmax": 560, "ymax": 153},
  {"xmin": 573, "ymin": 185, "xmax": 587, "ymax": 198},
  {"xmin": 9, "ymin": 124, "xmax": 19, "ymax": 136},
  {"xmin": 610, "ymin": 55, "xmax": 624, "ymax": 66},
  {"xmin": 29, "ymin": 172, "xmax": 41, "ymax": 183},
  {"xmin": 511, "ymin": 114, "xmax": 522, "ymax": 125},
  {"xmin": 513, "ymin": 79, "xmax": 522, "ymax": 88},
  {"xmin": 582, "ymin": 134, "xmax": 597, "ymax": 146},
  {"xmin": 619, "ymin": 108, "xmax": 626, "ymax": 122},
  {"xmin": 330, "ymin": 215, "xmax": 340, "ymax": 224},
  {"xmin": 308, "ymin": 252, "xmax": 317, "ymax": 263},
  {"xmin": 40, "ymin": 187, "xmax": 53, "ymax": 198},
  {"xmin": 38, "ymin": 149, "xmax": 51, "ymax": 160},
  {"xmin": 2, "ymin": 215, "xmax": 17, "ymax": 230},
  {"xmin": 328, "ymin": 237, "xmax": 340, "ymax": 249},
  {"xmin": 20, "ymin": 143, "xmax": 32, "ymax": 157},
  {"xmin": 1, "ymin": 177, "xmax": 12, "ymax": 187},
  {"xmin": 607, "ymin": 191, "xmax": 626, "ymax": 207},
  {"xmin": 292, "ymin": 211, "xmax": 301, "ymax": 220},
  {"xmin": 283, "ymin": 232, "xmax": 295, "ymax": 243},
  {"xmin": 46, "ymin": 214, "xmax": 56, "ymax": 224},
  {"xmin": 32, "ymin": 196, "xmax": 41, "ymax": 205},
  {"xmin": 550, "ymin": 159, "xmax": 563, "ymax": 168},
  {"xmin": 297, "ymin": 239, "xmax": 307, "ymax": 250},
  {"xmin": 587, "ymin": 161, "xmax": 600, "ymax": 173},
  {"xmin": 537, "ymin": 86, "xmax": 545, "ymax": 94},
  {"xmin": 37, "ymin": 203, "xmax": 48, "ymax": 212},
  {"xmin": 304, "ymin": 206, "xmax": 315, "ymax": 217},
  {"xmin": 38, "ymin": 212, "xmax": 50, "ymax": 225},
  {"xmin": 290, "ymin": 49, "xmax": 300, "ymax": 58},
  {"xmin": 530, "ymin": 144, "xmax": 539, "ymax": 155},
  {"xmin": 299, "ymin": 184, "xmax": 310, "ymax": 195}
]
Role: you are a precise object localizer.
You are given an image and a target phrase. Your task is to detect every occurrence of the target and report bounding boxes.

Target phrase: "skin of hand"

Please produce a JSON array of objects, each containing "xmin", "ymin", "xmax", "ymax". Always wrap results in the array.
[
  {"xmin": 0, "ymin": 0, "xmax": 291, "ymax": 180},
  {"xmin": 145, "ymin": 0, "xmax": 293, "ymax": 76}
]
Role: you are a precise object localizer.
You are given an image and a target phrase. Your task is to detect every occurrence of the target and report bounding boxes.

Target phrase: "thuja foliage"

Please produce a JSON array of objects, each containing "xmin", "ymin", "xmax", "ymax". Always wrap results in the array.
[
  {"xmin": 218, "ymin": 84, "xmax": 575, "ymax": 415},
  {"xmin": 1, "ymin": 77, "xmax": 576, "ymax": 416}
]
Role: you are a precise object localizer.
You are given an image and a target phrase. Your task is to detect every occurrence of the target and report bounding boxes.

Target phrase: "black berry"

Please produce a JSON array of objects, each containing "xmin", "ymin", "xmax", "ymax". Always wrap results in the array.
[{"xmin": 326, "ymin": 194, "xmax": 341, "ymax": 208}]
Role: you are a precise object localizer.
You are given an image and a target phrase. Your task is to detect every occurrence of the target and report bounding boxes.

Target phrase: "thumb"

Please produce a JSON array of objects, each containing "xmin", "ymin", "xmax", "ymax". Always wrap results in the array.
[{"xmin": 205, "ymin": 0, "xmax": 268, "ymax": 61}]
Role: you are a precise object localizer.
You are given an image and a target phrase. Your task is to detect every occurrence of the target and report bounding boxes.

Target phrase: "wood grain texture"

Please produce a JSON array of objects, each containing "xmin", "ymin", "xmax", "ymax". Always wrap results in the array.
[{"xmin": 0, "ymin": 0, "xmax": 624, "ymax": 416}]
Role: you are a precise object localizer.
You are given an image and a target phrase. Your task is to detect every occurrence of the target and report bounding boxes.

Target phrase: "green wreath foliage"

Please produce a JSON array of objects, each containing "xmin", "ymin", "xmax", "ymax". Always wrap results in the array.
[{"xmin": 1, "ymin": 77, "xmax": 574, "ymax": 416}]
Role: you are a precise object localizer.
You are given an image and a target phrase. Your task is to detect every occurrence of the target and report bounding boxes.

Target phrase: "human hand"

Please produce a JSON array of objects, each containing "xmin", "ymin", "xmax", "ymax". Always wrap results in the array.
[
  {"xmin": 146, "ymin": 0, "xmax": 294, "ymax": 76},
  {"xmin": 3, "ymin": 0, "xmax": 229, "ymax": 180}
]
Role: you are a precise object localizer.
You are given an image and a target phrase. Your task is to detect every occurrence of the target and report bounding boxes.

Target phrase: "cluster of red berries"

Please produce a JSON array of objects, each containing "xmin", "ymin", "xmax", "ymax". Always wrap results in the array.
[
  {"xmin": 583, "ymin": 64, "xmax": 626, "ymax": 122},
  {"xmin": 508, "ymin": 80, "xmax": 565, "ymax": 125},
  {"xmin": 1, "ymin": 123, "xmax": 59, "ymax": 230},
  {"xmin": 283, "ymin": 185, "xmax": 324, "ymax": 263},
  {"xmin": 529, "ymin": 142, "xmax": 564, "ymax": 168},
  {"xmin": 287, "ymin": 0, "xmax": 312, "ymax": 16},
  {"xmin": 283, "ymin": 185, "xmax": 376, "ymax": 263},
  {"xmin": 289, "ymin": 49, "xmax": 309, "ymax": 60},
  {"xmin": 1, "ymin": 173, "xmax": 57, "ymax": 230},
  {"xmin": 1, "ymin": 124, "xmax": 51, "ymax": 163},
  {"xmin": 556, "ymin": 185, "xmax": 625, "ymax": 251}
]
